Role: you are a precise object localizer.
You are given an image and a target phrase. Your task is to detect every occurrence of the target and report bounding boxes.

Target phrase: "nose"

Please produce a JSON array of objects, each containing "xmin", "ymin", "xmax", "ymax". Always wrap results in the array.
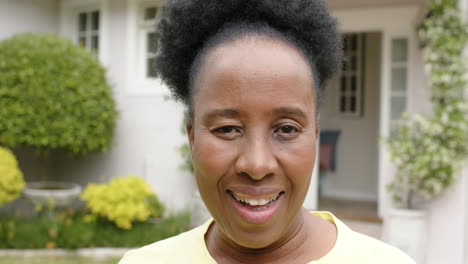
[{"xmin": 234, "ymin": 134, "xmax": 278, "ymax": 181}]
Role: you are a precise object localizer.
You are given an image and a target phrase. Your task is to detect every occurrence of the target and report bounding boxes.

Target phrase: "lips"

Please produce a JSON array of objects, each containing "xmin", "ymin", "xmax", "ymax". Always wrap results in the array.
[
  {"xmin": 227, "ymin": 189, "xmax": 284, "ymax": 224},
  {"xmin": 231, "ymin": 192, "xmax": 281, "ymax": 208}
]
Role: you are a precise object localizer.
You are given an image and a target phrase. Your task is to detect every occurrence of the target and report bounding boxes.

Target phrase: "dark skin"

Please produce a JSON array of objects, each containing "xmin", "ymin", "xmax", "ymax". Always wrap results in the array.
[{"xmin": 187, "ymin": 36, "xmax": 337, "ymax": 263}]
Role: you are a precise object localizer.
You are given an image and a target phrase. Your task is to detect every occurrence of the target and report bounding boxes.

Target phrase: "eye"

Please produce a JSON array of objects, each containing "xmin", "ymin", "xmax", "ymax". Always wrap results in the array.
[
  {"xmin": 275, "ymin": 125, "xmax": 300, "ymax": 139},
  {"xmin": 212, "ymin": 126, "xmax": 243, "ymax": 140}
]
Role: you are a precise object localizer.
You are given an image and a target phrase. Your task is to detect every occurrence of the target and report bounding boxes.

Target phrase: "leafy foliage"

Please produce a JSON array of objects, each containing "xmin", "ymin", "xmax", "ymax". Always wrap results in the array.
[
  {"xmin": 0, "ymin": 211, "xmax": 190, "ymax": 249},
  {"xmin": 178, "ymin": 123, "xmax": 193, "ymax": 173},
  {"xmin": 386, "ymin": 0, "xmax": 468, "ymax": 209},
  {"xmin": 80, "ymin": 176, "xmax": 164, "ymax": 230},
  {"xmin": 0, "ymin": 147, "xmax": 25, "ymax": 206},
  {"xmin": 0, "ymin": 34, "xmax": 117, "ymax": 155}
]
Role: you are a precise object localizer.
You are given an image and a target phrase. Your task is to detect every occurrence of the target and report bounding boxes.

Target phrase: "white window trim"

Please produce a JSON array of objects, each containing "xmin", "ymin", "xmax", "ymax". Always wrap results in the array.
[
  {"xmin": 330, "ymin": 6, "xmax": 419, "ymax": 218},
  {"xmin": 126, "ymin": 0, "xmax": 168, "ymax": 96},
  {"xmin": 59, "ymin": 0, "xmax": 110, "ymax": 66},
  {"xmin": 338, "ymin": 33, "xmax": 365, "ymax": 118},
  {"xmin": 77, "ymin": 10, "xmax": 100, "ymax": 52},
  {"xmin": 389, "ymin": 37, "xmax": 409, "ymax": 124}
]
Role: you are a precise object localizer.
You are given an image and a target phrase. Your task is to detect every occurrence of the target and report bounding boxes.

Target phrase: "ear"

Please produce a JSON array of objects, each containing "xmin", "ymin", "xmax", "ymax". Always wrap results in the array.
[{"xmin": 186, "ymin": 123, "xmax": 194, "ymax": 152}]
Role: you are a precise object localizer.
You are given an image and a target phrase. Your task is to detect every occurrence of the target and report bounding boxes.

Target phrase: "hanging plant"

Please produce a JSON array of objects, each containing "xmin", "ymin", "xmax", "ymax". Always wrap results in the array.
[{"xmin": 386, "ymin": 0, "xmax": 468, "ymax": 209}]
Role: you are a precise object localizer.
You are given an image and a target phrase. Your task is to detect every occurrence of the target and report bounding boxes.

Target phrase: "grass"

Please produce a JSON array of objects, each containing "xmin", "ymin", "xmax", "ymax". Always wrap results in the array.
[{"xmin": 0, "ymin": 257, "xmax": 119, "ymax": 264}]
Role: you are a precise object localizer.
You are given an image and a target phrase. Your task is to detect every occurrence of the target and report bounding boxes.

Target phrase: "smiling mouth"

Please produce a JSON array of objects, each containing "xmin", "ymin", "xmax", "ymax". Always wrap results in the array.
[
  {"xmin": 229, "ymin": 191, "xmax": 283, "ymax": 210},
  {"xmin": 226, "ymin": 189, "xmax": 285, "ymax": 225}
]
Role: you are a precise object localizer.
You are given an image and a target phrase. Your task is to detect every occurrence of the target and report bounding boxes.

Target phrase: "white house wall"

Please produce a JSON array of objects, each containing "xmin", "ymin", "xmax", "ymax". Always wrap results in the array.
[
  {"xmin": 330, "ymin": 5, "xmax": 429, "ymax": 217},
  {"xmin": 326, "ymin": 0, "xmax": 427, "ymax": 9},
  {"xmin": 319, "ymin": 32, "xmax": 381, "ymax": 202},
  {"xmin": 0, "ymin": 0, "xmax": 59, "ymax": 40},
  {"xmin": 52, "ymin": 0, "xmax": 195, "ymax": 212}
]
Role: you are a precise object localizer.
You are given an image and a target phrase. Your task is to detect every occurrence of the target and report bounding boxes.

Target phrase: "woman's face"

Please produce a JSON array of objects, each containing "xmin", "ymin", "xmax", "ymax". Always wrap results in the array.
[{"xmin": 188, "ymin": 37, "xmax": 318, "ymax": 249}]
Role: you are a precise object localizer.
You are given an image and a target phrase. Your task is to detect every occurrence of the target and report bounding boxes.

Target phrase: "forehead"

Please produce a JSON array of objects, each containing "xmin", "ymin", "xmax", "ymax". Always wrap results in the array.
[{"xmin": 192, "ymin": 37, "xmax": 316, "ymax": 112}]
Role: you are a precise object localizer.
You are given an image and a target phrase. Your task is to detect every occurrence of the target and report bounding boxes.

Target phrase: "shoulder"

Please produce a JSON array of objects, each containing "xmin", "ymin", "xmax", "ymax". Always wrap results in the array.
[
  {"xmin": 311, "ymin": 212, "xmax": 415, "ymax": 264},
  {"xmin": 118, "ymin": 221, "xmax": 212, "ymax": 264},
  {"xmin": 346, "ymin": 231, "xmax": 415, "ymax": 264},
  {"xmin": 333, "ymin": 218, "xmax": 415, "ymax": 264}
]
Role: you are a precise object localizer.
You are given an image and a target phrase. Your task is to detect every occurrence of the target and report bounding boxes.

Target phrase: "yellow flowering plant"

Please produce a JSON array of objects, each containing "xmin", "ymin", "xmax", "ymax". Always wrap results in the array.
[
  {"xmin": 0, "ymin": 147, "xmax": 25, "ymax": 207},
  {"xmin": 80, "ymin": 176, "xmax": 164, "ymax": 230}
]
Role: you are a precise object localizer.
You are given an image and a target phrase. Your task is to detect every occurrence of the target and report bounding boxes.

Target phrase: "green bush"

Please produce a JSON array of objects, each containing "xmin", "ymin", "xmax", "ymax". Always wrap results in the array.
[
  {"xmin": 0, "ymin": 146, "xmax": 25, "ymax": 206},
  {"xmin": 0, "ymin": 212, "xmax": 190, "ymax": 249},
  {"xmin": 386, "ymin": 0, "xmax": 468, "ymax": 209},
  {"xmin": 0, "ymin": 33, "xmax": 117, "ymax": 155},
  {"xmin": 90, "ymin": 213, "xmax": 190, "ymax": 248},
  {"xmin": 1, "ymin": 217, "xmax": 54, "ymax": 249},
  {"xmin": 55, "ymin": 213, "xmax": 96, "ymax": 249},
  {"xmin": 81, "ymin": 176, "xmax": 165, "ymax": 230}
]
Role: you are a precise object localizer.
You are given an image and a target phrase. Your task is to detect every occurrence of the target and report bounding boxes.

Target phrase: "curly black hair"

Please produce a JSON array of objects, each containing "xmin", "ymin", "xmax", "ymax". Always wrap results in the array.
[{"xmin": 155, "ymin": 0, "xmax": 343, "ymax": 112}]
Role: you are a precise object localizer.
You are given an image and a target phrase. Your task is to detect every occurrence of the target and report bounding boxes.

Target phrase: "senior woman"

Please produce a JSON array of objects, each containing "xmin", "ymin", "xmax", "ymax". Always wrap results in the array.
[{"xmin": 120, "ymin": 0, "xmax": 415, "ymax": 263}]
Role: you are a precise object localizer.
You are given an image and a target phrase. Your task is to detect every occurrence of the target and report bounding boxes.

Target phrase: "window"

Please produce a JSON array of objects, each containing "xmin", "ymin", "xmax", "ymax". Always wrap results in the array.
[
  {"xmin": 138, "ymin": 5, "xmax": 166, "ymax": 79},
  {"xmin": 339, "ymin": 33, "xmax": 365, "ymax": 117},
  {"xmin": 77, "ymin": 10, "xmax": 100, "ymax": 53},
  {"xmin": 390, "ymin": 38, "xmax": 409, "ymax": 135}
]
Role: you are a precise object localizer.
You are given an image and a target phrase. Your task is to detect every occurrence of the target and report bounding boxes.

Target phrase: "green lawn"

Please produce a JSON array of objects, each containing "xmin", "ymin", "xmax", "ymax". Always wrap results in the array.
[{"xmin": 0, "ymin": 257, "xmax": 119, "ymax": 264}]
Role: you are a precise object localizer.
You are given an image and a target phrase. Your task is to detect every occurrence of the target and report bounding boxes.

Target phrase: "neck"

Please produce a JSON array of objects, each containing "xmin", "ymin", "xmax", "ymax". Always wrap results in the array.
[{"xmin": 208, "ymin": 209, "xmax": 320, "ymax": 264}]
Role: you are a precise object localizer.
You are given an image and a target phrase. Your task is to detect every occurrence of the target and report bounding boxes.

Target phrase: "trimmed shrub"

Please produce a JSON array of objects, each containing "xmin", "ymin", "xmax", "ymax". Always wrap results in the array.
[
  {"xmin": 0, "ymin": 33, "xmax": 117, "ymax": 155},
  {"xmin": 81, "ymin": 176, "xmax": 164, "ymax": 230},
  {"xmin": 0, "ymin": 147, "xmax": 25, "ymax": 206}
]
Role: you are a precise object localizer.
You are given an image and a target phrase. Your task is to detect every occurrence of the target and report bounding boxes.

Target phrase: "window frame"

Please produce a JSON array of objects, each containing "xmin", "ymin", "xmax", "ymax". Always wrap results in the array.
[
  {"xmin": 77, "ymin": 9, "xmax": 101, "ymax": 53},
  {"xmin": 389, "ymin": 37, "xmax": 409, "ymax": 136},
  {"xmin": 126, "ymin": 0, "xmax": 168, "ymax": 95},
  {"xmin": 137, "ymin": 3, "xmax": 165, "ymax": 80},
  {"xmin": 59, "ymin": 0, "xmax": 108, "ymax": 65},
  {"xmin": 338, "ymin": 33, "xmax": 365, "ymax": 118}
]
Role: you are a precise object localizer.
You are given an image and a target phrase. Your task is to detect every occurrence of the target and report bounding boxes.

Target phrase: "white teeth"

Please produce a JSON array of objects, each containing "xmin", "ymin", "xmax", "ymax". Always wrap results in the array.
[{"xmin": 232, "ymin": 193, "xmax": 280, "ymax": 206}]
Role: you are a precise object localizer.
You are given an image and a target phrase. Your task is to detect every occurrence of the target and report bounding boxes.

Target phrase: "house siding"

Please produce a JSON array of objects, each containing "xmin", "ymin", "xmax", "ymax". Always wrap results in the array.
[
  {"xmin": 51, "ymin": 0, "xmax": 196, "ymax": 212},
  {"xmin": 0, "ymin": 0, "xmax": 59, "ymax": 40}
]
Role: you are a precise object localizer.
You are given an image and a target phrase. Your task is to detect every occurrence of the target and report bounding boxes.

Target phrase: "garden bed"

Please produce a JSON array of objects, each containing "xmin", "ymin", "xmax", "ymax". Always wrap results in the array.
[
  {"xmin": 0, "ymin": 212, "xmax": 190, "ymax": 249},
  {"xmin": 0, "ymin": 255, "xmax": 119, "ymax": 264}
]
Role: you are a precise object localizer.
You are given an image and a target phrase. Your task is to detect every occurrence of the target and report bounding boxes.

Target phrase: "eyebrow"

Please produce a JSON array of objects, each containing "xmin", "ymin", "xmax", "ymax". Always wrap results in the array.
[
  {"xmin": 203, "ymin": 108, "xmax": 240, "ymax": 120},
  {"xmin": 273, "ymin": 107, "xmax": 307, "ymax": 119},
  {"xmin": 202, "ymin": 107, "xmax": 308, "ymax": 120}
]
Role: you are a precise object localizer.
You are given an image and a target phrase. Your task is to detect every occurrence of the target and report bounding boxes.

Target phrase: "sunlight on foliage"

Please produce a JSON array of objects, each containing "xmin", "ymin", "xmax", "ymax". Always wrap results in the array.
[
  {"xmin": 0, "ymin": 34, "xmax": 117, "ymax": 156},
  {"xmin": 81, "ymin": 176, "xmax": 164, "ymax": 230},
  {"xmin": 0, "ymin": 147, "xmax": 25, "ymax": 207}
]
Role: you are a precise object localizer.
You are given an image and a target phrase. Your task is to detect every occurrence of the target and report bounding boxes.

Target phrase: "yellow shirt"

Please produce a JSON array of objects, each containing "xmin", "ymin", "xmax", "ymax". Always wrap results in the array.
[{"xmin": 119, "ymin": 211, "xmax": 415, "ymax": 264}]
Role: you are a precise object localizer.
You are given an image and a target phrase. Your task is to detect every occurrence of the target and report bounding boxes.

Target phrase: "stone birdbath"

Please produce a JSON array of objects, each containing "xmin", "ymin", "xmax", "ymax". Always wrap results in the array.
[{"xmin": 23, "ymin": 182, "xmax": 82, "ymax": 214}]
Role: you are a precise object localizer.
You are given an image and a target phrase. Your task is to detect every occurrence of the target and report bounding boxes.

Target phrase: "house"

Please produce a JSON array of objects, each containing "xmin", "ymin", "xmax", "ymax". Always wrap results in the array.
[{"xmin": 0, "ymin": 0, "xmax": 467, "ymax": 263}]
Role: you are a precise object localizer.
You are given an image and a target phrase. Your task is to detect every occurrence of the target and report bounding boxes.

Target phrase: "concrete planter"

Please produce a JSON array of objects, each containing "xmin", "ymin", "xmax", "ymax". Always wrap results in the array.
[
  {"xmin": 384, "ymin": 208, "xmax": 427, "ymax": 263},
  {"xmin": 23, "ymin": 181, "xmax": 82, "ymax": 208}
]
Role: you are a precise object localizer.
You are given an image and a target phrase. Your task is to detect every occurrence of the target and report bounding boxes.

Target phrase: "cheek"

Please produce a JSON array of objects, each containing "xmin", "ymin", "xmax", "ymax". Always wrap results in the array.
[
  {"xmin": 192, "ymin": 130, "xmax": 237, "ymax": 183},
  {"xmin": 279, "ymin": 136, "xmax": 317, "ymax": 191}
]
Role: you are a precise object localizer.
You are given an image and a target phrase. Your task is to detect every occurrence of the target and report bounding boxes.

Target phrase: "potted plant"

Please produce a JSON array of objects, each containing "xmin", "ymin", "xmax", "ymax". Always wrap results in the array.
[
  {"xmin": 384, "ymin": 0, "xmax": 468, "ymax": 263},
  {"xmin": 0, "ymin": 34, "xmax": 117, "ymax": 210}
]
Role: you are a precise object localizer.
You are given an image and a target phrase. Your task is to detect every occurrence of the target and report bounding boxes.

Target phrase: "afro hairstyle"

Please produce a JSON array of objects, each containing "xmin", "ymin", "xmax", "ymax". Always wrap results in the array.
[{"xmin": 155, "ymin": 0, "xmax": 343, "ymax": 108}]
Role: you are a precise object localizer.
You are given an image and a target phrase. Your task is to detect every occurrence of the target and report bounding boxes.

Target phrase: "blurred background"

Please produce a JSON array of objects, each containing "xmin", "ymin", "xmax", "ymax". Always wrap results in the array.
[{"xmin": 0, "ymin": 0, "xmax": 467, "ymax": 263}]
